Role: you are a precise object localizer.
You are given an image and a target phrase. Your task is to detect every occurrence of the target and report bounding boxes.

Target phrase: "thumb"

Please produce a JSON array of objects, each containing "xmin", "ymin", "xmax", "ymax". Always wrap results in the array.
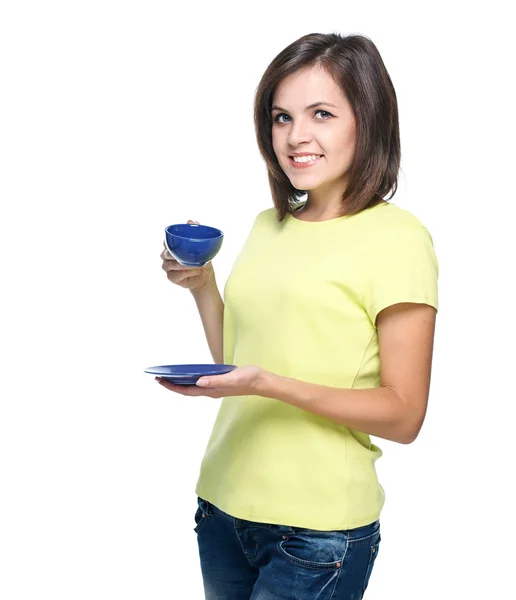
[{"xmin": 187, "ymin": 220, "xmax": 200, "ymax": 224}]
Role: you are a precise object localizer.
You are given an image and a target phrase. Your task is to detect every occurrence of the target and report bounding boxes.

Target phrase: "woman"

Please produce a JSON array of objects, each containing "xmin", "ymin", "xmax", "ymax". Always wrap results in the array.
[{"xmin": 158, "ymin": 32, "xmax": 438, "ymax": 600}]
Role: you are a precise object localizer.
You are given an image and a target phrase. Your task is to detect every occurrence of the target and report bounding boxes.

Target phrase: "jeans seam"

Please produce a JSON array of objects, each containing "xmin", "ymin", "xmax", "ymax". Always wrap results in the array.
[
  {"xmin": 362, "ymin": 539, "xmax": 381, "ymax": 595},
  {"xmin": 328, "ymin": 537, "xmax": 350, "ymax": 600},
  {"xmin": 347, "ymin": 528, "xmax": 380, "ymax": 545},
  {"xmin": 277, "ymin": 541, "xmax": 343, "ymax": 571},
  {"xmin": 234, "ymin": 519, "xmax": 258, "ymax": 567},
  {"xmin": 194, "ymin": 507, "xmax": 208, "ymax": 534}
]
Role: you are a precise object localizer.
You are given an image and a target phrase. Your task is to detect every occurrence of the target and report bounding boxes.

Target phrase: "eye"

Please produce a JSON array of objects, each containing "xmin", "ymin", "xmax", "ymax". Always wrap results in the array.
[
  {"xmin": 272, "ymin": 110, "xmax": 334, "ymax": 123},
  {"xmin": 315, "ymin": 109, "xmax": 333, "ymax": 120},
  {"xmin": 273, "ymin": 113, "xmax": 290, "ymax": 124}
]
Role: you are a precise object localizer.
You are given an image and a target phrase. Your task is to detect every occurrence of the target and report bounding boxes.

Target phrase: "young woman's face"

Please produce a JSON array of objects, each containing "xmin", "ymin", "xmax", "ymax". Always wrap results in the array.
[{"xmin": 271, "ymin": 65, "xmax": 356, "ymax": 196}]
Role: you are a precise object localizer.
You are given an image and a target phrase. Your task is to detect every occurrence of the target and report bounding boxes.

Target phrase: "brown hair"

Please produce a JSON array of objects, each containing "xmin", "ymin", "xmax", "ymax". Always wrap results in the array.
[{"xmin": 253, "ymin": 33, "xmax": 401, "ymax": 221}]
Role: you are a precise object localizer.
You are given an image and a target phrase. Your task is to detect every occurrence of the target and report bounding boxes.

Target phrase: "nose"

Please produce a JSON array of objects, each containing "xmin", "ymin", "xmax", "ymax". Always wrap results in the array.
[{"xmin": 287, "ymin": 118, "xmax": 312, "ymax": 147}]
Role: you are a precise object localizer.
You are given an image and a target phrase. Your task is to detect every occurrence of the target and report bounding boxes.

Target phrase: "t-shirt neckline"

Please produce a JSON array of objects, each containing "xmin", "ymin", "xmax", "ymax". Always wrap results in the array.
[{"xmin": 287, "ymin": 201, "xmax": 388, "ymax": 225}]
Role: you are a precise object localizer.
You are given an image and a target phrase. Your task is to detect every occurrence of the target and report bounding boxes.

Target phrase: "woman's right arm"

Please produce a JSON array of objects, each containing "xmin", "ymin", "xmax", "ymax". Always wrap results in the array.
[
  {"xmin": 190, "ymin": 280, "xmax": 224, "ymax": 364},
  {"xmin": 160, "ymin": 220, "xmax": 224, "ymax": 364}
]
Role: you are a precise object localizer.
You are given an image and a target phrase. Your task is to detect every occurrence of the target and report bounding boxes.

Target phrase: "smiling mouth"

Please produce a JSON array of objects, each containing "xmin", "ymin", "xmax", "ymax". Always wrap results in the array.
[
  {"xmin": 288, "ymin": 155, "xmax": 324, "ymax": 168},
  {"xmin": 289, "ymin": 154, "xmax": 324, "ymax": 163}
]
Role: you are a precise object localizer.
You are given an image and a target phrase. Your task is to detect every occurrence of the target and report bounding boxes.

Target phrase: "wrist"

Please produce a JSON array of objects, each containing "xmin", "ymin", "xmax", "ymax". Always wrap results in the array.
[
  {"xmin": 190, "ymin": 276, "xmax": 216, "ymax": 298},
  {"xmin": 255, "ymin": 368, "xmax": 275, "ymax": 396}
]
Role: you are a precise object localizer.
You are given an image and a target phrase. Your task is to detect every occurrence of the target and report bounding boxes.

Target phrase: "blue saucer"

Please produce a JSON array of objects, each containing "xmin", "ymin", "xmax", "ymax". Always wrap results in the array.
[{"xmin": 145, "ymin": 364, "xmax": 237, "ymax": 385}]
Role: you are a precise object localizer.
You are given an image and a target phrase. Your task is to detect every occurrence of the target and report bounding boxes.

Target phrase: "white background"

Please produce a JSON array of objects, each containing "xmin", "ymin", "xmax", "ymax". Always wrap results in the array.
[{"xmin": 1, "ymin": 1, "xmax": 514, "ymax": 598}]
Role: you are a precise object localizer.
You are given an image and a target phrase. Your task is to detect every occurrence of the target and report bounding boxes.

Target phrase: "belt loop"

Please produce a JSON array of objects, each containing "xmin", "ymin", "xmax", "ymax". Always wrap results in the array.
[{"xmin": 199, "ymin": 497, "xmax": 213, "ymax": 516}]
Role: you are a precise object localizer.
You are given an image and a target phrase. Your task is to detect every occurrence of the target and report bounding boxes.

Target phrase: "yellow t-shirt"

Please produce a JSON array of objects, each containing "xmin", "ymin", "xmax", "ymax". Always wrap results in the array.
[{"xmin": 195, "ymin": 201, "xmax": 438, "ymax": 530}]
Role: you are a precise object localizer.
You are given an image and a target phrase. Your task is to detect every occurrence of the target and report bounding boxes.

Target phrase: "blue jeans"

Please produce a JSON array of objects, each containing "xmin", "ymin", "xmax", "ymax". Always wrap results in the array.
[{"xmin": 194, "ymin": 497, "xmax": 381, "ymax": 600}]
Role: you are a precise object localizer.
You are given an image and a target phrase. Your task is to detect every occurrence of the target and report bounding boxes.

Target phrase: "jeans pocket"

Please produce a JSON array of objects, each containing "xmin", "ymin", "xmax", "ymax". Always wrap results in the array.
[
  {"xmin": 277, "ymin": 529, "xmax": 347, "ymax": 570},
  {"xmin": 362, "ymin": 534, "xmax": 381, "ymax": 593},
  {"xmin": 193, "ymin": 498, "xmax": 209, "ymax": 534}
]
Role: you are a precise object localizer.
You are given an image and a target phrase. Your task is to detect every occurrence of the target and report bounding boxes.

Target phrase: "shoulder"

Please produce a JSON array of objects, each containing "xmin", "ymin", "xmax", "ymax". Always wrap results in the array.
[
  {"xmin": 256, "ymin": 207, "xmax": 277, "ymax": 222},
  {"xmin": 364, "ymin": 202, "xmax": 434, "ymax": 243},
  {"xmin": 358, "ymin": 203, "xmax": 438, "ymax": 277},
  {"xmin": 248, "ymin": 207, "xmax": 279, "ymax": 230},
  {"xmin": 368, "ymin": 202, "xmax": 427, "ymax": 228}
]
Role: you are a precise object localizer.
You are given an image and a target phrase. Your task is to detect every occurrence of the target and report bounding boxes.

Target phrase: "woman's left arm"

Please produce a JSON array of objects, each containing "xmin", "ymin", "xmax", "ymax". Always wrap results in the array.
[
  {"xmin": 257, "ymin": 302, "xmax": 436, "ymax": 445},
  {"xmin": 156, "ymin": 301, "xmax": 436, "ymax": 445}
]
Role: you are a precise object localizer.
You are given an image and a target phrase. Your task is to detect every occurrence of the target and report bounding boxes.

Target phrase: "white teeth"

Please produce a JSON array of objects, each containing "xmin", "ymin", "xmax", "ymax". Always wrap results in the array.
[{"xmin": 292, "ymin": 154, "xmax": 322, "ymax": 163}]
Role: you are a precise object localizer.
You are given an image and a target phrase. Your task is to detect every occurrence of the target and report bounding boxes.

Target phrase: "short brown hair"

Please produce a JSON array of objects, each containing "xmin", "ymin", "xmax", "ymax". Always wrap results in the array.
[{"xmin": 253, "ymin": 33, "xmax": 401, "ymax": 221}]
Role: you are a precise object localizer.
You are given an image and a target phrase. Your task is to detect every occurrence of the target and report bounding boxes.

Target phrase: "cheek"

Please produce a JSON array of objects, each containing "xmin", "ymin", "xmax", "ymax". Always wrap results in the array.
[
  {"xmin": 271, "ymin": 129, "xmax": 282, "ymax": 154},
  {"xmin": 331, "ymin": 128, "xmax": 356, "ymax": 159},
  {"xmin": 342, "ymin": 122, "xmax": 357, "ymax": 150},
  {"xmin": 272, "ymin": 133, "xmax": 287, "ymax": 165}
]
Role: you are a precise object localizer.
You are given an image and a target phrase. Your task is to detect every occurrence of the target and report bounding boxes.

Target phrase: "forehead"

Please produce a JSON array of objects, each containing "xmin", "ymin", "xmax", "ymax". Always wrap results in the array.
[{"xmin": 273, "ymin": 65, "xmax": 346, "ymax": 107}]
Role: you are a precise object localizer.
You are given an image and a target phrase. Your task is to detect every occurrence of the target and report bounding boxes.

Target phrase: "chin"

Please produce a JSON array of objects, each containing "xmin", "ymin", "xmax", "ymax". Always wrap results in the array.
[{"xmin": 289, "ymin": 177, "xmax": 319, "ymax": 189}]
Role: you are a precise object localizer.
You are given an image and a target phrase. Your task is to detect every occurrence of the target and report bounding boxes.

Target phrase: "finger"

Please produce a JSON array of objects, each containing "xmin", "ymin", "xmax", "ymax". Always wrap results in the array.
[
  {"xmin": 156, "ymin": 378, "xmax": 204, "ymax": 395},
  {"xmin": 163, "ymin": 260, "xmax": 202, "ymax": 275},
  {"xmin": 160, "ymin": 248, "xmax": 199, "ymax": 271},
  {"xmin": 178, "ymin": 271, "xmax": 199, "ymax": 283},
  {"xmin": 197, "ymin": 375, "xmax": 229, "ymax": 387},
  {"xmin": 176, "ymin": 270, "xmax": 202, "ymax": 283},
  {"xmin": 160, "ymin": 247, "xmax": 173, "ymax": 260},
  {"xmin": 165, "ymin": 270, "xmax": 201, "ymax": 285}
]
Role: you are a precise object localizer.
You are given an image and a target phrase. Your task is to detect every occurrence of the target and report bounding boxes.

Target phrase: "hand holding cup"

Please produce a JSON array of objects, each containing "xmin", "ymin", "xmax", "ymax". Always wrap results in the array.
[
  {"xmin": 164, "ymin": 221, "xmax": 223, "ymax": 267},
  {"xmin": 161, "ymin": 220, "xmax": 215, "ymax": 292}
]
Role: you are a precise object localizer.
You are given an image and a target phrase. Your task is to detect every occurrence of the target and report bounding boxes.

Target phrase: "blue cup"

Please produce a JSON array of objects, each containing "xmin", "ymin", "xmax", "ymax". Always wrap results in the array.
[{"xmin": 164, "ymin": 223, "xmax": 224, "ymax": 267}]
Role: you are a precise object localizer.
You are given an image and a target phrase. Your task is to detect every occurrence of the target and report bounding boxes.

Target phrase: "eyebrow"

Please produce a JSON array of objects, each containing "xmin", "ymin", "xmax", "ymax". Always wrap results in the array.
[{"xmin": 271, "ymin": 101, "xmax": 338, "ymax": 113}]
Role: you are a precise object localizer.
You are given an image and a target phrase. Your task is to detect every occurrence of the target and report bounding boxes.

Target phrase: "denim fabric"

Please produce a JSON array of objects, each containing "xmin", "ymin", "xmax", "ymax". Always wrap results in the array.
[{"xmin": 194, "ymin": 497, "xmax": 381, "ymax": 600}]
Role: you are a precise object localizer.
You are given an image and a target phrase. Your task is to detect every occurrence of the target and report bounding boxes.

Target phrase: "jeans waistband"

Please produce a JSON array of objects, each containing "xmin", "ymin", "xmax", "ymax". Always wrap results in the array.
[{"xmin": 197, "ymin": 497, "xmax": 380, "ymax": 535}]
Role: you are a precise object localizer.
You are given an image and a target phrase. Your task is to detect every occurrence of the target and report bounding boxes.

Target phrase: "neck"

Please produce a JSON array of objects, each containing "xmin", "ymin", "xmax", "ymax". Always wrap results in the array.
[
  {"xmin": 298, "ymin": 195, "xmax": 346, "ymax": 221},
  {"xmin": 302, "ymin": 181, "xmax": 351, "ymax": 219}
]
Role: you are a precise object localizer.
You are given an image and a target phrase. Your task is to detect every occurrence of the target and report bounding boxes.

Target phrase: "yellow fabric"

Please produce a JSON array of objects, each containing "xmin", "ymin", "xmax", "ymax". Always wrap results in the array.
[{"xmin": 195, "ymin": 201, "xmax": 438, "ymax": 530}]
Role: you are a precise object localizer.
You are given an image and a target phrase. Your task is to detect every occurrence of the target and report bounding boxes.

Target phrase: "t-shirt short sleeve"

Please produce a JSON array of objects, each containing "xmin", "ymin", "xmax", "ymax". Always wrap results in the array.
[{"xmin": 363, "ymin": 223, "xmax": 439, "ymax": 324}]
